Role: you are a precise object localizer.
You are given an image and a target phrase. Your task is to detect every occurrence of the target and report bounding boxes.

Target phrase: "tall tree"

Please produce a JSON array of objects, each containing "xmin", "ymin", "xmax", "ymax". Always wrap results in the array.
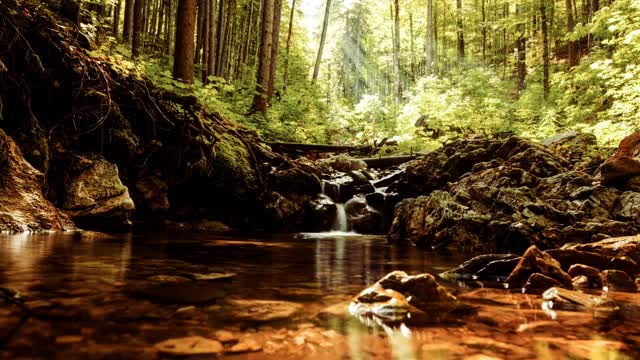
[
  {"xmin": 206, "ymin": 0, "xmax": 217, "ymax": 81},
  {"xmin": 267, "ymin": 0, "xmax": 283, "ymax": 99},
  {"xmin": 132, "ymin": 0, "xmax": 145, "ymax": 58},
  {"xmin": 113, "ymin": 0, "xmax": 122, "ymax": 40},
  {"xmin": 456, "ymin": 0, "xmax": 465, "ymax": 62},
  {"xmin": 215, "ymin": 0, "xmax": 226, "ymax": 76},
  {"xmin": 163, "ymin": 0, "xmax": 174, "ymax": 57},
  {"xmin": 566, "ymin": 0, "xmax": 578, "ymax": 66},
  {"xmin": 173, "ymin": 0, "xmax": 197, "ymax": 83},
  {"xmin": 123, "ymin": 0, "xmax": 135, "ymax": 43},
  {"xmin": 392, "ymin": 0, "xmax": 401, "ymax": 102},
  {"xmin": 540, "ymin": 0, "xmax": 550, "ymax": 100},
  {"xmin": 312, "ymin": 0, "xmax": 332, "ymax": 84},
  {"xmin": 282, "ymin": 0, "xmax": 296, "ymax": 90},
  {"xmin": 196, "ymin": 0, "xmax": 206, "ymax": 64},
  {"xmin": 426, "ymin": 0, "xmax": 434, "ymax": 74},
  {"xmin": 515, "ymin": 3, "xmax": 526, "ymax": 90},
  {"xmin": 253, "ymin": 0, "xmax": 275, "ymax": 113}
]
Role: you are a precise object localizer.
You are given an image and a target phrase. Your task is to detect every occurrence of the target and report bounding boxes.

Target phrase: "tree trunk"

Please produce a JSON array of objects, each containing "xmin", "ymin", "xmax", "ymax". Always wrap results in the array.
[
  {"xmin": 482, "ymin": 0, "xmax": 486, "ymax": 66},
  {"xmin": 132, "ymin": 0, "xmax": 145, "ymax": 58},
  {"xmin": 393, "ymin": 0, "xmax": 401, "ymax": 102},
  {"xmin": 516, "ymin": 4, "xmax": 526, "ymax": 91},
  {"xmin": 540, "ymin": 0, "xmax": 549, "ymax": 100},
  {"xmin": 282, "ymin": 0, "xmax": 295, "ymax": 90},
  {"xmin": 426, "ymin": 0, "xmax": 433, "ymax": 74},
  {"xmin": 566, "ymin": 0, "xmax": 578, "ymax": 66},
  {"xmin": 164, "ymin": 0, "xmax": 174, "ymax": 57},
  {"xmin": 207, "ymin": 0, "xmax": 217, "ymax": 80},
  {"xmin": 267, "ymin": 0, "xmax": 283, "ymax": 99},
  {"xmin": 123, "ymin": 0, "xmax": 135, "ymax": 43},
  {"xmin": 195, "ymin": 0, "xmax": 205, "ymax": 64},
  {"xmin": 113, "ymin": 0, "xmax": 122, "ymax": 39},
  {"xmin": 252, "ymin": 0, "xmax": 275, "ymax": 113},
  {"xmin": 173, "ymin": 0, "xmax": 196, "ymax": 83},
  {"xmin": 156, "ymin": 0, "xmax": 165, "ymax": 37},
  {"xmin": 456, "ymin": 0, "xmax": 465, "ymax": 63},
  {"xmin": 201, "ymin": 0, "xmax": 210, "ymax": 81},
  {"xmin": 312, "ymin": 0, "xmax": 331, "ymax": 84},
  {"xmin": 215, "ymin": 0, "xmax": 225, "ymax": 76}
]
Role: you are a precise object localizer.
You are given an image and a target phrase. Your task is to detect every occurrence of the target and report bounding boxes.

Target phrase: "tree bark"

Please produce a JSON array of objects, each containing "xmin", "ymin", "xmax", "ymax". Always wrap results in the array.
[
  {"xmin": 113, "ymin": 0, "xmax": 122, "ymax": 39},
  {"xmin": 173, "ymin": 0, "xmax": 197, "ymax": 83},
  {"xmin": 123, "ymin": 0, "xmax": 135, "ymax": 43},
  {"xmin": 456, "ymin": 0, "xmax": 465, "ymax": 63},
  {"xmin": 312, "ymin": 0, "xmax": 331, "ymax": 84},
  {"xmin": 540, "ymin": 0, "xmax": 550, "ymax": 100},
  {"xmin": 566, "ymin": 0, "xmax": 578, "ymax": 66},
  {"xmin": 132, "ymin": 0, "xmax": 145, "ymax": 58},
  {"xmin": 267, "ymin": 0, "xmax": 282, "ymax": 99},
  {"xmin": 516, "ymin": 4, "xmax": 526, "ymax": 91},
  {"xmin": 482, "ymin": 0, "xmax": 486, "ymax": 66},
  {"xmin": 195, "ymin": 0, "xmax": 205, "ymax": 64},
  {"xmin": 201, "ymin": 0, "xmax": 210, "ymax": 81},
  {"xmin": 215, "ymin": 0, "xmax": 225, "ymax": 76},
  {"xmin": 163, "ymin": 0, "xmax": 174, "ymax": 57},
  {"xmin": 252, "ymin": 0, "xmax": 275, "ymax": 113},
  {"xmin": 207, "ymin": 0, "xmax": 217, "ymax": 80},
  {"xmin": 282, "ymin": 0, "xmax": 295, "ymax": 90},
  {"xmin": 426, "ymin": 0, "xmax": 433, "ymax": 74},
  {"xmin": 393, "ymin": 0, "xmax": 401, "ymax": 102}
]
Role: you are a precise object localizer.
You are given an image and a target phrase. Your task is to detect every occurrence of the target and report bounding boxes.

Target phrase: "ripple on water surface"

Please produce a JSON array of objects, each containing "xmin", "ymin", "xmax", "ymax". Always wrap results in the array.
[{"xmin": 1, "ymin": 231, "xmax": 639, "ymax": 359}]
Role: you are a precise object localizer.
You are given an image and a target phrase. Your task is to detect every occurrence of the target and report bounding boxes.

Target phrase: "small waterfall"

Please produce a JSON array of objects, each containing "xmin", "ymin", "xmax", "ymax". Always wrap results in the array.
[{"xmin": 332, "ymin": 203, "xmax": 348, "ymax": 232}]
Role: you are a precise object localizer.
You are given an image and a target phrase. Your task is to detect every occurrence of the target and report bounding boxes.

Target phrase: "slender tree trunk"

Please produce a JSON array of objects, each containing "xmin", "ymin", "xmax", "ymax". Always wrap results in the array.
[
  {"xmin": 123, "ymin": 0, "xmax": 135, "ymax": 43},
  {"xmin": 456, "ymin": 0, "xmax": 465, "ymax": 63},
  {"xmin": 312, "ymin": 0, "xmax": 332, "ymax": 84},
  {"xmin": 409, "ymin": 10, "xmax": 415, "ymax": 80},
  {"xmin": 267, "ymin": 0, "xmax": 282, "ymax": 99},
  {"xmin": 156, "ymin": 0, "xmax": 165, "ymax": 37},
  {"xmin": 392, "ymin": 0, "xmax": 401, "ymax": 102},
  {"xmin": 253, "ymin": 0, "xmax": 275, "ymax": 113},
  {"xmin": 132, "ymin": 0, "xmax": 145, "ymax": 58},
  {"xmin": 173, "ymin": 0, "xmax": 196, "ymax": 83},
  {"xmin": 540, "ymin": 0, "xmax": 550, "ymax": 100},
  {"xmin": 566, "ymin": 0, "xmax": 578, "ymax": 66},
  {"xmin": 149, "ymin": 0, "xmax": 158, "ymax": 37},
  {"xmin": 516, "ymin": 4, "xmax": 526, "ymax": 91},
  {"xmin": 482, "ymin": 0, "xmax": 486, "ymax": 66},
  {"xmin": 243, "ymin": 0, "xmax": 255, "ymax": 71},
  {"xmin": 215, "ymin": 0, "xmax": 225, "ymax": 76},
  {"xmin": 113, "ymin": 0, "xmax": 122, "ymax": 39},
  {"xmin": 282, "ymin": 0, "xmax": 296, "ymax": 90},
  {"xmin": 196, "ymin": 0, "xmax": 205, "ymax": 64},
  {"xmin": 207, "ymin": 0, "xmax": 217, "ymax": 80},
  {"xmin": 201, "ymin": 0, "xmax": 210, "ymax": 81},
  {"xmin": 426, "ymin": 0, "xmax": 433, "ymax": 74},
  {"xmin": 164, "ymin": 0, "xmax": 174, "ymax": 57}
]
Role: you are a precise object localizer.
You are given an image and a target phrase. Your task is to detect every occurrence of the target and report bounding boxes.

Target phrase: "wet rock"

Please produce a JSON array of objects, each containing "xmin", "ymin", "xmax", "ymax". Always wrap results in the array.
[
  {"xmin": 53, "ymin": 151, "xmax": 135, "ymax": 230},
  {"xmin": 350, "ymin": 271, "xmax": 464, "ymax": 324},
  {"xmin": 566, "ymin": 235, "xmax": 640, "ymax": 264},
  {"xmin": 522, "ymin": 273, "xmax": 562, "ymax": 294},
  {"xmin": 601, "ymin": 270, "xmax": 637, "ymax": 293},
  {"xmin": 364, "ymin": 192, "xmax": 385, "ymax": 211},
  {"xmin": 572, "ymin": 275, "xmax": 591, "ymax": 289},
  {"xmin": 476, "ymin": 257, "xmax": 522, "ymax": 279},
  {"xmin": 544, "ymin": 132, "xmax": 600, "ymax": 170},
  {"xmin": 153, "ymin": 336, "xmax": 223, "ymax": 356},
  {"xmin": 567, "ymin": 264, "xmax": 602, "ymax": 289},
  {"xmin": 600, "ymin": 132, "xmax": 640, "ymax": 188},
  {"xmin": 345, "ymin": 196, "xmax": 383, "ymax": 234},
  {"xmin": 441, "ymin": 254, "xmax": 519, "ymax": 279},
  {"xmin": 268, "ymin": 167, "xmax": 322, "ymax": 198},
  {"xmin": 224, "ymin": 299, "xmax": 303, "ymax": 323},
  {"xmin": 613, "ymin": 191, "xmax": 640, "ymax": 220},
  {"xmin": 505, "ymin": 246, "xmax": 573, "ymax": 289},
  {"xmin": 128, "ymin": 281, "xmax": 227, "ymax": 304},
  {"xmin": 388, "ymin": 192, "xmax": 490, "ymax": 249},
  {"xmin": 320, "ymin": 154, "xmax": 368, "ymax": 173},
  {"xmin": 228, "ymin": 336, "xmax": 262, "ymax": 353},
  {"xmin": 192, "ymin": 220, "xmax": 233, "ymax": 234},
  {"xmin": 0, "ymin": 129, "xmax": 74, "ymax": 232},
  {"xmin": 541, "ymin": 287, "xmax": 606, "ymax": 310},
  {"xmin": 213, "ymin": 330, "xmax": 238, "ymax": 343}
]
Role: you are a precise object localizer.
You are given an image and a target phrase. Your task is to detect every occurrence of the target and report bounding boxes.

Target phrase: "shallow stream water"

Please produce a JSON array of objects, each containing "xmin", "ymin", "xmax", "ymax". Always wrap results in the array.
[{"xmin": 1, "ymin": 232, "xmax": 638, "ymax": 359}]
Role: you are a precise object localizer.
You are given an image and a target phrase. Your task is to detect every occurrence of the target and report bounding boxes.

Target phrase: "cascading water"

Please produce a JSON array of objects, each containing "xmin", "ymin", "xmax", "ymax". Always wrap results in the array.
[
  {"xmin": 322, "ymin": 180, "xmax": 350, "ymax": 233},
  {"xmin": 332, "ymin": 203, "xmax": 348, "ymax": 232}
]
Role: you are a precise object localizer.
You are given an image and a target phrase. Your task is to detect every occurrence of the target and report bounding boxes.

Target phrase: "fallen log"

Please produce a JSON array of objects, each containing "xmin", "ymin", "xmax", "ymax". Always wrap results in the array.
[
  {"xmin": 268, "ymin": 142, "xmax": 369, "ymax": 153},
  {"xmin": 361, "ymin": 155, "xmax": 416, "ymax": 169}
]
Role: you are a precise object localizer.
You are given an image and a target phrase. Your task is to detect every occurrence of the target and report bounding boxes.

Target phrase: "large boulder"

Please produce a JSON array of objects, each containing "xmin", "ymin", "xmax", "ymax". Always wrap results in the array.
[
  {"xmin": 505, "ymin": 245, "xmax": 573, "ymax": 289},
  {"xmin": 0, "ymin": 129, "xmax": 74, "ymax": 232},
  {"xmin": 566, "ymin": 235, "xmax": 640, "ymax": 264},
  {"xmin": 344, "ymin": 196, "xmax": 384, "ymax": 234},
  {"xmin": 599, "ymin": 132, "xmax": 640, "ymax": 189},
  {"xmin": 50, "ymin": 150, "xmax": 135, "ymax": 230}
]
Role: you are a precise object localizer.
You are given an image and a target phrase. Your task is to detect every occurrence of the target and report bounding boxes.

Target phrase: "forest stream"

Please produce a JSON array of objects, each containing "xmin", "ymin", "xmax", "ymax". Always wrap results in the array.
[{"xmin": 2, "ymin": 231, "xmax": 640, "ymax": 359}]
